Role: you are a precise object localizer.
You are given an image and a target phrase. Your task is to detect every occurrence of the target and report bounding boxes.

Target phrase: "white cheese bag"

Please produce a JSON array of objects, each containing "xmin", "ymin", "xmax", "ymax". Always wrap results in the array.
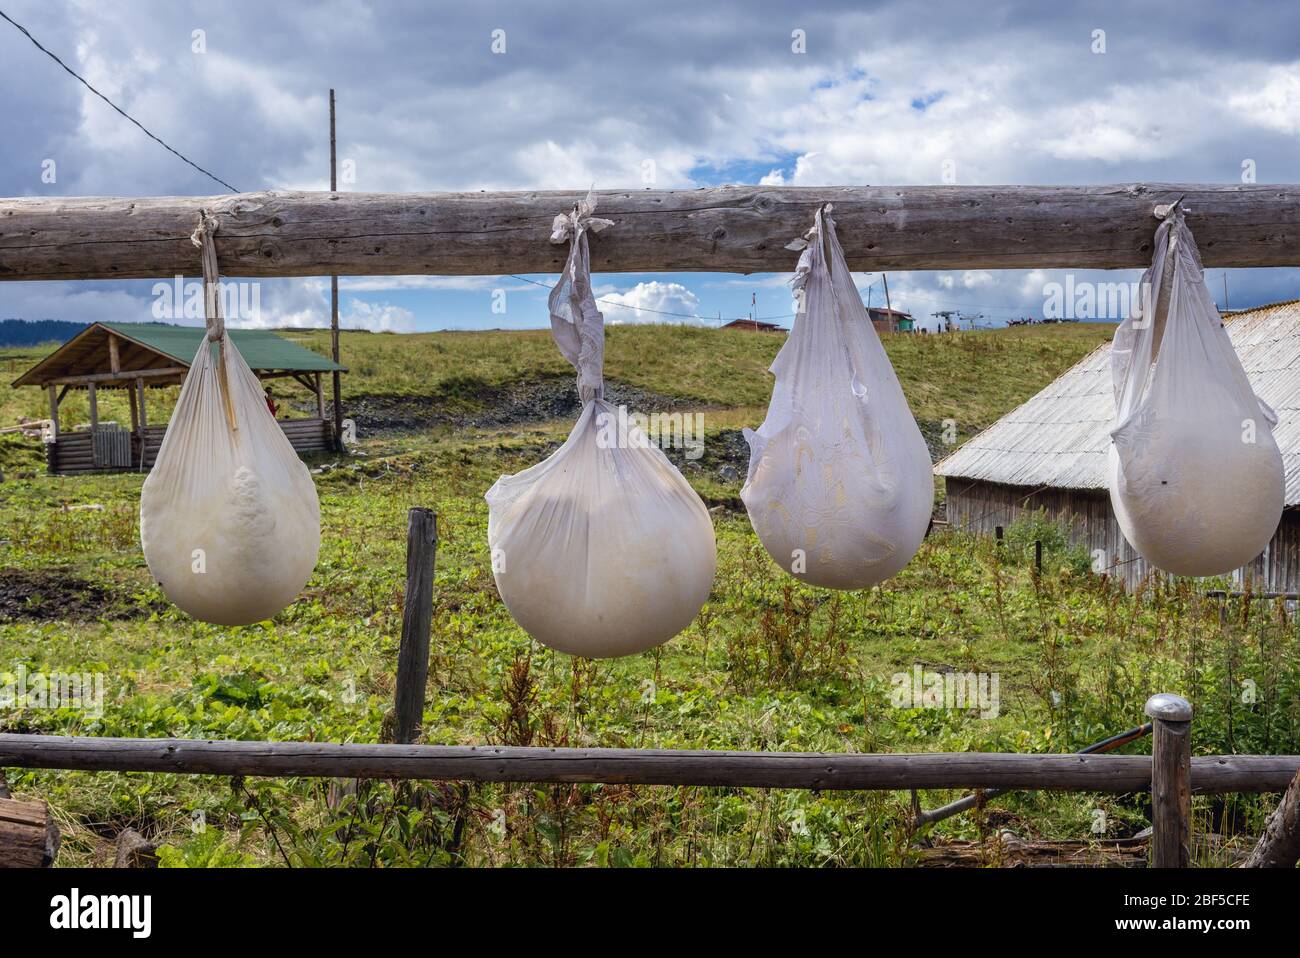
[
  {"xmin": 486, "ymin": 198, "xmax": 716, "ymax": 657},
  {"xmin": 140, "ymin": 213, "xmax": 320, "ymax": 625},
  {"xmin": 1108, "ymin": 203, "xmax": 1283, "ymax": 576},
  {"xmin": 742, "ymin": 206, "xmax": 932, "ymax": 589}
]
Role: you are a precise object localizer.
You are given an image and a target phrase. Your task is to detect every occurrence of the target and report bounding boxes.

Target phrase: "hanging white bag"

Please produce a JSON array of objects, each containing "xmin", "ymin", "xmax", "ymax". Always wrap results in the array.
[
  {"xmin": 139, "ymin": 212, "xmax": 321, "ymax": 625},
  {"xmin": 485, "ymin": 197, "xmax": 716, "ymax": 658},
  {"xmin": 741, "ymin": 206, "xmax": 932, "ymax": 589},
  {"xmin": 1108, "ymin": 203, "xmax": 1283, "ymax": 576}
]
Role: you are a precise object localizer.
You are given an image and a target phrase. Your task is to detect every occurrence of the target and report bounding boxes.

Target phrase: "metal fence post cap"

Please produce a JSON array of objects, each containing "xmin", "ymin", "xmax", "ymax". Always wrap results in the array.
[{"xmin": 1145, "ymin": 693, "xmax": 1192, "ymax": 722}]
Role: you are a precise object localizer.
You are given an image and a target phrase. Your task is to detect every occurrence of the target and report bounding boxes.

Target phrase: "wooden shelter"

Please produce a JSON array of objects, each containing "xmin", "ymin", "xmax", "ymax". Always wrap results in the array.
[
  {"xmin": 935, "ymin": 299, "xmax": 1300, "ymax": 591},
  {"xmin": 12, "ymin": 322, "xmax": 347, "ymax": 474},
  {"xmin": 867, "ymin": 306, "xmax": 914, "ymax": 333}
]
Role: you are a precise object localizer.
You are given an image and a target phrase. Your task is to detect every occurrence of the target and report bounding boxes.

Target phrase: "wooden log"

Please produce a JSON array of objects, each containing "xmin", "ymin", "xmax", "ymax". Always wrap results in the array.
[
  {"xmin": 1146, "ymin": 693, "xmax": 1193, "ymax": 868},
  {"xmin": 3, "ymin": 184, "xmax": 1298, "ymax": 281},
  {"xmin": 0, "ymin": 797, "xmax": 60, "ymax": 867},
  {"xmin": 87, "ymin": 382, "xmax": 98, "ymax": 431},
  {"xmin": 107, "ymin": 333, "xmax": 120, "ymax": 373},
  {"xmin": 1242, "ymin": 769, "xmax": 1300, "ymax": 868},
  {"xmin": 1, "ymin": 733, "xmax": 1296, "ymax": 792},
  {"xmin": 48, "ymin": 366, "xmax": 185, "ymax": 386},
  {"xmin": 392, "ymin": 508, "xmax": 437, "ymax": 745}
]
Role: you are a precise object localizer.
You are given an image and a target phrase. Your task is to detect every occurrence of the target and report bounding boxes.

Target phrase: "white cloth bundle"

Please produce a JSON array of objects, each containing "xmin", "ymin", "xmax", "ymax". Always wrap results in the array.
[
  {"xmin": 742, "ymin": 206, "xmax": 932, "ymax": 589},
  {"xmin": 1108, "ymin": 205, "xmax": 1283, "ymax": 576},
  {"xmin": 140, "ymin": 213, "xmax": 320, "ymax": 625},
  {"xmin": 486, "ymin": 197, "xmax": 716, "ymax": 657}
]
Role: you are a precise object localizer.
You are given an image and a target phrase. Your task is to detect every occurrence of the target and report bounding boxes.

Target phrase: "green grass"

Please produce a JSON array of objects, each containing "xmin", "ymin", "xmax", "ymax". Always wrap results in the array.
[{"xmin": 2, "ymin": 322, "xmax": 1294, "ymax": 868}]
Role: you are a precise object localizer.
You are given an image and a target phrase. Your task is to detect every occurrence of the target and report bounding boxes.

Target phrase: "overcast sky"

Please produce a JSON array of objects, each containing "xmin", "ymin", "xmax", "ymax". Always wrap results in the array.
[{"xmin": 1, "ymin": 0, "xmax": 1297, "ymax": 332}]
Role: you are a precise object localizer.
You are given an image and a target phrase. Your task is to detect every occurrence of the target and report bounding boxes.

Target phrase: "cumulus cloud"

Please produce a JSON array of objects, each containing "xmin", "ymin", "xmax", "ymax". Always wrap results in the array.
[
  {"xmin": 341, "ymin": 299, "xmax": 416, "ymax": 332},
  {"xmin": 596, "ymin": 281, "xmax": 703, "ymax": 324}
]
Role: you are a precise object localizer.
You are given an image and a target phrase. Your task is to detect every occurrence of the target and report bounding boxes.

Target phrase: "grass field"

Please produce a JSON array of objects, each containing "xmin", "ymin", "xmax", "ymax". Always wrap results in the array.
[{"xmin": 2, "ymin": 322, "xmax": 1297, "ymax": 867}]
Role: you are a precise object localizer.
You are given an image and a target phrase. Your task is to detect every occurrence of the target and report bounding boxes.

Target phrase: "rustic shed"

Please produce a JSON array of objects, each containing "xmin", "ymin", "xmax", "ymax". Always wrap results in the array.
[
  {"xmin": 867, "ymin": 306, "xmax": 914, "ymax": 334},
  {"xmin": 934, "ymin": 299, "xmax": 1300, "ymax": 591},
  {"xmin": 12, "ymin": 322, "xmax": 347, "ymax": 474}
]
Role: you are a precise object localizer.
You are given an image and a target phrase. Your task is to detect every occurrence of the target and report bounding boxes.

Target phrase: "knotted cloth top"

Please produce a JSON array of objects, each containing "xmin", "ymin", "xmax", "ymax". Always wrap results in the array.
[
  {"xmin": 190, "ymin": 211, "xmax": 226, "ymax": 342},
  {"xmin": 547, "ymin": 193, "xmax": 613, "ymax": 405}
]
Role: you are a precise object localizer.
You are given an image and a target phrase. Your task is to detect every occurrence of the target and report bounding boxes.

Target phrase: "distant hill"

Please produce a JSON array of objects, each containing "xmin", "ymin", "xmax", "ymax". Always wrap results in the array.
[{"xmin": 0, "ymin": 319, "xmax": 88, "ymax": 347}]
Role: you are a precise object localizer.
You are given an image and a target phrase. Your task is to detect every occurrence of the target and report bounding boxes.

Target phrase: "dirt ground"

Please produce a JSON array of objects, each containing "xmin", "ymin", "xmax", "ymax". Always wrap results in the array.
[
  {"xmin": 0, "ymin": 568, "xmax": 153, "ymax": 622},
  {"xmin": 323, "ymin": 375, "xmax": 707, "ymax": 437}
]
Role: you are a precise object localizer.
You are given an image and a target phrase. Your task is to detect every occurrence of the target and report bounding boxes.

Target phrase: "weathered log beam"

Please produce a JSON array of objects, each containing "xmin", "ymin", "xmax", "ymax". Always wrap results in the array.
[
  {"xmin": 1, "ymin": 734, "xmax": 1297, "ymax": 792},
  {"xmin": 2, "ymin": 184, "xmax": 1297, "ymax": 281},
  {"xmin": 0, "ymin": 797, "xmax": 60, "ymax": 867}
]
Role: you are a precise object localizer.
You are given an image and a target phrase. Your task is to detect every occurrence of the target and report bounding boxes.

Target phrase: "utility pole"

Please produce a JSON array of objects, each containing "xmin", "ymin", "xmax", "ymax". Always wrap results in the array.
[{"xmin": 329, "ymin": 89, "xmax": 344, "ymax": 453}]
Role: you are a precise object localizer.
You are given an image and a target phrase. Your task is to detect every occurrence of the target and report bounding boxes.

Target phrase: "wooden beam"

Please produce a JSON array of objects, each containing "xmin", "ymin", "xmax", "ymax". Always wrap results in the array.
[
  {"xmin": 3, "ymin": 184, "xmax": 1298, "ymax": 280},
  {"xmin": 86, "ymin": 382, "xmax": 98, "ymax": 430},
  {"xmin": 135, "ymin": 379, "xmax": 147, "ymax": 432},
  {"xmin": 313, "ymin": 372, "xmax": 325, "ymax": 419},
  {"xmin": 0, "ymin": 734, "xmax": 1296, "ymax": 792},
  {"xmin": 46, "ymin": 384, "xmax": 59, "ymax": 439},
  {"xmin": 46, "ymin": 366, "xmax": 186, "ymax": 387},
  {"xmin": 107, "ymin": 333, "xmax": 120, "ymax": 373}
]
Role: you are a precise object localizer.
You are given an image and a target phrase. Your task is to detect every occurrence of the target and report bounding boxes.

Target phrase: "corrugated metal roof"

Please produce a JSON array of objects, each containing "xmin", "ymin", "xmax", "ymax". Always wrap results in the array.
[
  {"xmin": 100, "ymin": 322, "xmax": 344, "ymax": 373},
  {"xmin": 12, "ymin": 321, "xmax": 345, "ymax": 387},
  {"xmin": 934, "ymin": 300, "xmax": 1300, "ymax": 505}
]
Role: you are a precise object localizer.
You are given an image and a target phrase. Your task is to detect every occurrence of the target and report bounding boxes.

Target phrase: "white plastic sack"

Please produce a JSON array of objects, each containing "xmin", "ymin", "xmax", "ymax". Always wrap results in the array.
[
  {"xmin": 1108, "ymin": 205, "xmax": 1283, "ymax": 576},
  {"xmin": 140, "ymin": 215, "xmax": 320, "ymax": 625},
  {"xmin": 741, "ymin": 206, "xmax": 932, "ymax": 589},
  {"xmin": 486, "ymin": 198, "xmax": 716, "ymax": 657}
]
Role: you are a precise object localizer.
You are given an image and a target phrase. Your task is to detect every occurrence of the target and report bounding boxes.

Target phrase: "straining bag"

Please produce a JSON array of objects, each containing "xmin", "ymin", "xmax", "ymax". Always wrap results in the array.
[{"xmin": 742, "ymin": 206, "xmax": 932, "ymax": 589}]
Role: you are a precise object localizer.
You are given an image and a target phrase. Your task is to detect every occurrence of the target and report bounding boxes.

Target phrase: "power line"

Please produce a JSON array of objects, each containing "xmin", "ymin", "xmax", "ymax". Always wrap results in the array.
[{"xmin": 0, "ymin": 8, "xmax": 239, "ymax": 193}]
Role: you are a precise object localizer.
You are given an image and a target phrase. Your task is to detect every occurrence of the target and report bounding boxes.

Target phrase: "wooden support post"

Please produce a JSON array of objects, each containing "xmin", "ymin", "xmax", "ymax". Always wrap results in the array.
[
  {"xmin": 107, "ymin": 333, "xmax": 120, "ymax": 373},
  {"xmin": 87, "ymin": 382, "xmax": 98, "ymax": 430},
  {"xmin": 46, "ymin": 384, "xmax": 59, "ymax": 439},
  {"xmin": 314, "ymin": 371, "xmax": 325, "ymax": 419},
  {"xmin": 1146, "ymin": 693, "xmax": 1193, "ymax": 868},
  {"xmin": 393, "ymin": 508, "xmax": 438, "ymax": 745},
  {"xmin": 135, "ymin": 379, "xmax": 147, "ymax": 432},
  {"xmin": 0, "ymin": 797, "xmax": 60, "ymax": 867},
  {"xmin": 329, "ymin": 88, "xmax": 345, "ymax": 452}
]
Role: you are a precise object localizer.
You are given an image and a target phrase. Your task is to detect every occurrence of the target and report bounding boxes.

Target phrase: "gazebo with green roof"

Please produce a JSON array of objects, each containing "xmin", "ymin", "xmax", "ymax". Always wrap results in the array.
[{"xmin": 13, "ymin": 322, "xmax": 348, "ymax": 474}]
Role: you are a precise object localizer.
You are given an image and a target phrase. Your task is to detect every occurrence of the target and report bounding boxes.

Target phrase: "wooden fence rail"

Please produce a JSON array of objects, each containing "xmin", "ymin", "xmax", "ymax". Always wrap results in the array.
[
  {"xmin": 3, "ymin": 183, "xmax": 1298, "ymax": 281},
  {"xmin": 1, "ymin": 733, "xmax": 1296, "ymax": 793}
]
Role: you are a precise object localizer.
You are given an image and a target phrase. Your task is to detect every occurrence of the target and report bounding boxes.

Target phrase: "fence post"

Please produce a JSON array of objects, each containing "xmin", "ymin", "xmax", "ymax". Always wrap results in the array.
[
  {"xmin": 393, "ymin": 508, "xmax": 438, "ymax": 745},
  {"xmin": 1145, "ymin": 693, "xmax": 1193, "ymax": 868}
]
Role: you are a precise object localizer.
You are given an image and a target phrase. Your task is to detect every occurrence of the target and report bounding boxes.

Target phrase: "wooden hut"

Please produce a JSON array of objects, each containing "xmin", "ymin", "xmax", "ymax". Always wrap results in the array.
[
  {"xmin": 867, "ymin": 307, "xmax": 914, "ymax": 334},
  {"xmin": 12, "ymin": 322, "xmax": 347, "ymax": 475},
  {"xmin": 934, "ymin": 299, "xmax": 1300, "ymax": 591}
]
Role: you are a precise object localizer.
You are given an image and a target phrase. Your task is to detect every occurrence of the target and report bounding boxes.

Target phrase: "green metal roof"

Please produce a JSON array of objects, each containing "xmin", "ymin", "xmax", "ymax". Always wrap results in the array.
[{"xmin": 100, "ymin": 322, "xmax": 345, "ymax": 373}]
